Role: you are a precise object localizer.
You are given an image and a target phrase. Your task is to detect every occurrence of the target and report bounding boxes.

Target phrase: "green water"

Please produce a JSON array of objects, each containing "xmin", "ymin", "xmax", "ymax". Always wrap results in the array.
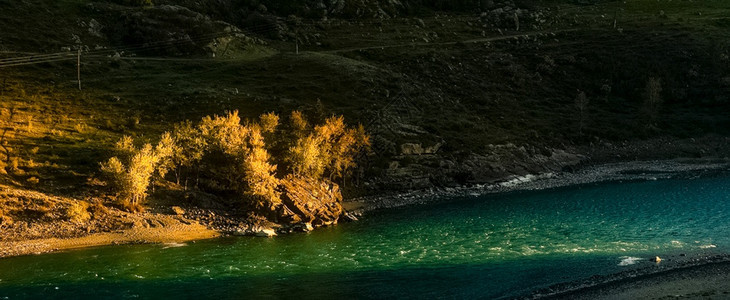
[{"xmin": 1, "ymin": 175, "xmax": 730, "ymax": 299}]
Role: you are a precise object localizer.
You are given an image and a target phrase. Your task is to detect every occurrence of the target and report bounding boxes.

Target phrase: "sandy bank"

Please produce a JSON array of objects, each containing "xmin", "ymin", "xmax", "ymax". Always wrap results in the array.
[{"xmin": 0, "ymin": 216, "xmax": 219, "ymax": 258}]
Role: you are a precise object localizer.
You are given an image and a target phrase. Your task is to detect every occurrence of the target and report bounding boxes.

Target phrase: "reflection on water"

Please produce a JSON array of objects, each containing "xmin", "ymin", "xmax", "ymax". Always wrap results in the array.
[{"xmin": 0, "ymin": 175, "xmax": 729, "ymax": 298}]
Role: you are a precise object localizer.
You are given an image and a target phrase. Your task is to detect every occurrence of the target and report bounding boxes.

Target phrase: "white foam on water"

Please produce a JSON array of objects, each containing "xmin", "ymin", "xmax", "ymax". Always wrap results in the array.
[
  {"xmin": 162, "ymin": 242, "xmax": 187, "ymax": 249},
  {"xmin": 499, "ymin": 174, "xmax": 538, "ymax": 188},
  {"xmin": 618, "ymin": 256, "xmax": 642, "ymax": 266},
  {"xmin": 227, "ymin": 266, "xmax": 240, "ymax": 271},
  {"xmin": 699, "ymin": 244, "xmax": 717, "ymax": 249}
]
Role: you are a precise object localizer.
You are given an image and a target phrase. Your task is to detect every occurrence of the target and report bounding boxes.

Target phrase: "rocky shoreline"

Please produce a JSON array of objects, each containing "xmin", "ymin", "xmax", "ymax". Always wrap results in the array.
[
  {"xmin": 523, "ymin": 252, "xmax": 730, "ymax": 299},
  {"xmin": 2, "ymin": 157, "xmax": 728, "ymax": 259},
  {"xmin": 346, "ymin": 158, "xmax": 730, "ymax": 215},
  {"xmin": 3, "ymin": 133, "xmax": 730, "ymax": 259}
]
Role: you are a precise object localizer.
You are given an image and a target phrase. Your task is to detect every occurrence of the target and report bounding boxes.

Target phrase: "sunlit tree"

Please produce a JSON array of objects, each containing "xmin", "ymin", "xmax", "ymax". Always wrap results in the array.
[
  {"xmin": 100, "ymin": 109, "xmax": 369, "ymax": 221},
  {"xmin": 100, "ymin": 136, "xmax": 172, "ymax": 211}
]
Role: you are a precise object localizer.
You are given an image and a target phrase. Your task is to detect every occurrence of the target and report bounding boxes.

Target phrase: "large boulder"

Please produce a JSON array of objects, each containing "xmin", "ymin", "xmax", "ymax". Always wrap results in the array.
[
  {"xmin": 280, "ymin": 175, "xmax": 343, "ymax": 226},
  {"xmin": 255, "ymin": 228, "xmax": 277, "ymax": 237}
]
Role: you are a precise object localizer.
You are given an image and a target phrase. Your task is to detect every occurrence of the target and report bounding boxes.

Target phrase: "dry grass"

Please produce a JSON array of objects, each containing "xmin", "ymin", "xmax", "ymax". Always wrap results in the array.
[{"xmin": 0, "ymin": 0, "xmax": 727, "ymax": 200}]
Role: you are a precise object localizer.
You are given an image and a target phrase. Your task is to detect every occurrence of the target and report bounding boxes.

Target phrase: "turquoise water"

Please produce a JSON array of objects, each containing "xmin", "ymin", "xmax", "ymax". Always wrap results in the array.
[{"xmin": 1, "ymin": 175, "xmax": 730, "ymax": 299}]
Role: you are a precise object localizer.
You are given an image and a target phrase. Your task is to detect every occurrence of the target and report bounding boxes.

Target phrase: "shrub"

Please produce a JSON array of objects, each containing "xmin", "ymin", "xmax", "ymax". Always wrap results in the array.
[
  {"xmin": 89, "ymin": 199, "xmax": 109, "ymax": 218},
  {"xmin": 575, "ymin": 90, "xmax": 589, "ymax": 136},
  {"xmin": 643, "ymin": 77, "xmax": 663, "ymax": 129},
  {"xmin": 100, "ymin": 156, "xmax": 125, "ymax": 190},
  {"xmin": 65, "ymin": 201, "xmax": 91, "ymax": 223},
  {"xmin": 74, "ymin": 122, "xmax": 87, "ymax": 134},
  {"xmin": 104, "ymin": 119, "xmax": 116, "ymax": 131}
]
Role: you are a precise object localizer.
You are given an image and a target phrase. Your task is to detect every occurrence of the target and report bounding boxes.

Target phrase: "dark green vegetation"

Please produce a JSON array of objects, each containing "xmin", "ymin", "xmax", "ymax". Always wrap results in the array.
[{"xmin": 1, "ymin": 0, "xmax": 730, "ymax": 227}]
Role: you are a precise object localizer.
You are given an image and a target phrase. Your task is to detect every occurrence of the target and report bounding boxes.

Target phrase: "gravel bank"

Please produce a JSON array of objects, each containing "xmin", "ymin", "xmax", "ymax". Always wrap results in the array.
[
  {"xmin": 345, "ymin": 158, "xmax": 730, "ymax": 214},
  {"xmin": 525, "ymin": 253, "xmax": 730, "ymax": 299}
]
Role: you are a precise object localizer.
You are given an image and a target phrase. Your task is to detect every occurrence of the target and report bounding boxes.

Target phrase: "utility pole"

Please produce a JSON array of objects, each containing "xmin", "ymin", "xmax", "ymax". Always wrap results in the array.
[
  {"xmin": 612, "ymin": 1, "xmax": 620, "ymax": 29},
  {"xmin": 296, "ymin": 37, "xmax": 299, "ymax": 55},
  {"xmin": 77, "ymin": 49, "xmax": 81, "ymax": 91}
]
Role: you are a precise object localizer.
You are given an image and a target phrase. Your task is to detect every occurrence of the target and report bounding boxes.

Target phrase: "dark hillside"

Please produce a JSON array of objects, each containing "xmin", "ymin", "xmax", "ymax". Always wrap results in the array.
[{"xmin": 1, "ymin": 0, "xmax": 729, "ymax": 201}]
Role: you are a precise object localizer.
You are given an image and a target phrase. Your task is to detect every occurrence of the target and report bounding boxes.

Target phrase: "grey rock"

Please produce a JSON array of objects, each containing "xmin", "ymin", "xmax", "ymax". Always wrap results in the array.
[{"xmin": 255, "ymin": 228, "xmax": 277, "ymax": 237}]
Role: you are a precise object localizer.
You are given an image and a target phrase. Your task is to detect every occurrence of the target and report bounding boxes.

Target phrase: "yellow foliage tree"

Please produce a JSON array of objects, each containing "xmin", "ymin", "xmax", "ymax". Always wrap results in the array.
[
  {"xmin": 100, "ymin": 137, "xmax": 171, "ymax": 210},
  {"xmin": 197, "ymin": 111, "xmax": 281, "ymax": 209},
  {"xmin": 169, "ymin": 120, "xmax": 206, "ymax": 186},
  {"xmin": 155, "ymin": 132, "xmax": 175, "ymax": 180},
  {"xmin": 288, "ymin": 134, "xmax": 326, "ymax": 179},
  {"xmin": 100, "ymin": 109, "xmax": 369, "ymax": 220},
  {"xmin": 114, "ymin": 135, "xmax": 135, "ymax": 157},
  {"xmin": 259, "ymin": 112, "xmax": 279, "ymax": 134},
  {"xmin": 290, "ymin": 110, "xmax": 308, "ymax": 134},
  {"xmin": 288, "ymin": 115, "xmax": 370, "ymax": 181}
]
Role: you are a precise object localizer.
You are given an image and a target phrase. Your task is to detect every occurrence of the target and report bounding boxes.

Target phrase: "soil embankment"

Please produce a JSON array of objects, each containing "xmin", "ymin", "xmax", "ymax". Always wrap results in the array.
[{"xmin": 0, "ymin": 213, "xmax": 219, "ymax": 258}]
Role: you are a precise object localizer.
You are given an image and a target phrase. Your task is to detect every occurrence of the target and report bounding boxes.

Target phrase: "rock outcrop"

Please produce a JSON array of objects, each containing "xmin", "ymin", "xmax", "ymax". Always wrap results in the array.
[
  {"xmin": 370, "ymin": 143, "xmax": 586, "ymax": 191},
  {"xmin": 280, "ymin": 175, "xmax": 343, "ymax": 226},
  {"xmin": 88, "ymin": 3, "xmax": 265, "ymax": 56}
]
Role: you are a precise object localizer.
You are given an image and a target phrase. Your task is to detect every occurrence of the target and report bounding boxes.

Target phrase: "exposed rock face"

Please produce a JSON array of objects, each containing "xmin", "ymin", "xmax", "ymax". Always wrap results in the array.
[
  {"xmin": 280, "ymin": 175, "xmax": 343, "ymax": 226},
  {"xmin": 89, "ymin": 3, "xmax": 263, "ymax": 56},
  {"xmin": 371, "ymin": 144, "xmax": 586, "ymax": 191},
  {"xmin": 400, "ymin": 142, "xmax": 441, "ymax": 155}
]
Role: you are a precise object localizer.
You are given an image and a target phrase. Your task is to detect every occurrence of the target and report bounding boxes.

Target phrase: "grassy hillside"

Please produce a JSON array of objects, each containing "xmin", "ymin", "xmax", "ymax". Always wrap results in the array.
[{"xmin": 1, "ymin": 0, "xmax": 729, "ymax": 210}]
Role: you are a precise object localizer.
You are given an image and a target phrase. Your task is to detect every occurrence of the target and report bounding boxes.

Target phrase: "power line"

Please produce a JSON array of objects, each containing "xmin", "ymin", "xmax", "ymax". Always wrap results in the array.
[
  {"xmin": 0, "ymin": 11, "xmax": 502, "ymax": 68},
  {"xmin": 0, "ymin": 52, "xmax": 75, "ymax": 63},
  {"xmin": 0, "ymin": 21, "xmax": 280, "ymax": 66},
  {"xmin": 0, "ymin": 53, "xmax": 80, "ymax": 67},
  {"xmin": 0, "ymin": 12, "xmax": 442, "ymax": 65},
  {"xmin": 0, "ymin": 57, "xmax": 76, "ymax": 68}
]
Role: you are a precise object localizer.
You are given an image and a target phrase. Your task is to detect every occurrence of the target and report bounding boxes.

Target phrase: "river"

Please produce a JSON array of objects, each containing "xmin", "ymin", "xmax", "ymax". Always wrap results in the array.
[{"xmin": 1, "ymin": 174, "xmax": 729, "ymax": 299}]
